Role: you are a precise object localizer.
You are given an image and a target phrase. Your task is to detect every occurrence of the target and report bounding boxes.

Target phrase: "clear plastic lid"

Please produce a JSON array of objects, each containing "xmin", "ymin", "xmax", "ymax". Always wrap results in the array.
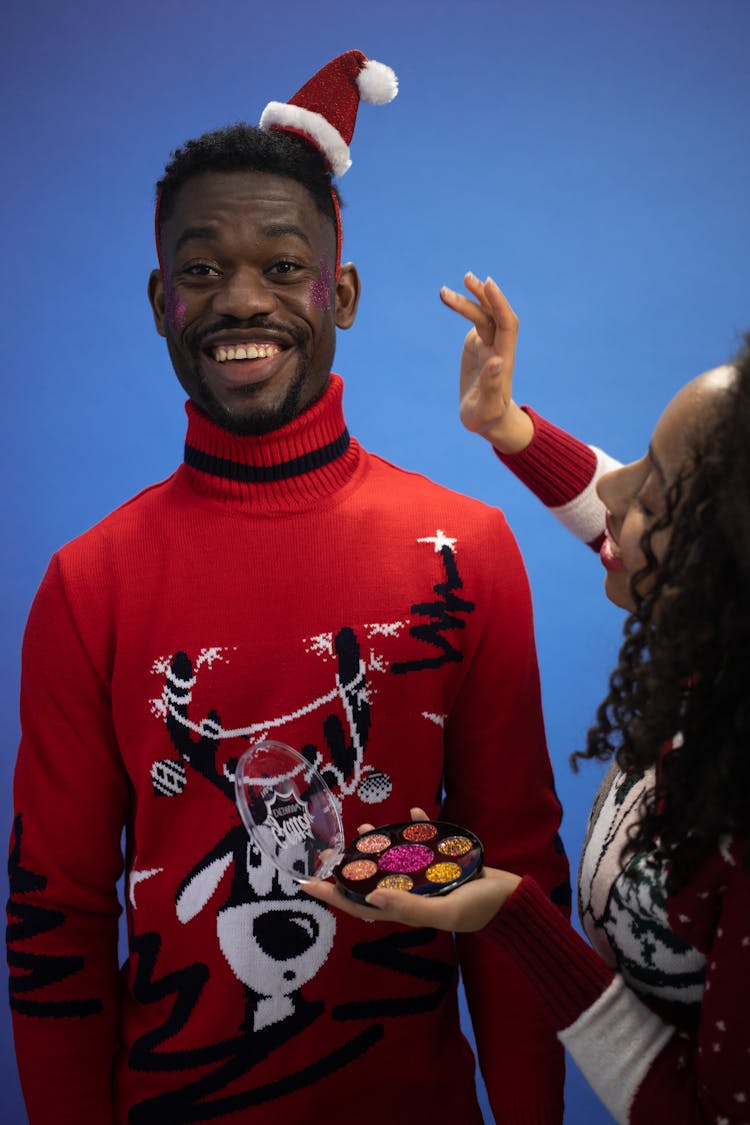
[{"xmin": 234, "ymin": 740, "xmax": 345, "ymax": 880}]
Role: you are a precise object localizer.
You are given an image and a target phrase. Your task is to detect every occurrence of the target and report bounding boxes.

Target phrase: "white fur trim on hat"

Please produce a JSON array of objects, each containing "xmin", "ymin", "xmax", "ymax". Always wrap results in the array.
[
  {"xmin": 259, "ymin": 101, "xmax": 352, "ymax": 176},
  {"xmin": 357, "ymin": 59, "xmax": 398, "ymax": 105}
]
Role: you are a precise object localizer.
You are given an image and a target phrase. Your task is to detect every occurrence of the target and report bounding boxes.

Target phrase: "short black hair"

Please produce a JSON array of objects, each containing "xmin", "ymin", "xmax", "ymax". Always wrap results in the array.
[{"xmin": 156, "ymin": 123, "xmax": 340, "ymax": 235}]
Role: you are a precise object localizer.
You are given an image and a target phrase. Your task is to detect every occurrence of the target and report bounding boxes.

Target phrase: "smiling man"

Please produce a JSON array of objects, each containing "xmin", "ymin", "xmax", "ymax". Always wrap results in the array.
[
  {"xmin": 8, "ymin": 52, "xmax": 569, "ymax": 1125},
  {"xmin": 149, "ymin": 161, "xmax": 359, "ymax": 436}
]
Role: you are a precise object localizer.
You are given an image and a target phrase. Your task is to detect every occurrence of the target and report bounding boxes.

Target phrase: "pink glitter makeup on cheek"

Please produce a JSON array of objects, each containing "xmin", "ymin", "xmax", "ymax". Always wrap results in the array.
[
  {"xmin": 308, "ymin": 257, "xmax": 332, "ymax": 310},
  {"xmin": 164, "ymin": 279, "xmax": 186, "ymax": 329}
]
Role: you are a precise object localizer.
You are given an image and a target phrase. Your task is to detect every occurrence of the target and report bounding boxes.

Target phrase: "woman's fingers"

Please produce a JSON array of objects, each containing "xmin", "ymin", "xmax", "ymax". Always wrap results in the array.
[
  {"xmin": 440, "ymin": 286, "xmax": 495, "ymax": 345},
  {"xmin": 302, "ymin": 868, "xmax": 518, "ymax": 933}
]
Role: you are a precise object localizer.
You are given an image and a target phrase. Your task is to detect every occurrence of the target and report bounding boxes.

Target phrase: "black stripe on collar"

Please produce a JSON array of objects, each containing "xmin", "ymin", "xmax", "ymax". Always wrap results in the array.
[{"xmin": 184, "ymin": 429, "xmax": 351, "ymax": 483}]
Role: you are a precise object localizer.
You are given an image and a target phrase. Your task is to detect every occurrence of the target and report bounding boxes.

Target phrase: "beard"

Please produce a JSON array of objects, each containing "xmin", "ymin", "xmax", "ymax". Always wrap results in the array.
[
  {"xmin": 192, "ymin": 363, "xmax": 315, "ymax": 436},
  {"xmin": 172, "ymin": 315, "xmax": 329, "ymax": 436}
]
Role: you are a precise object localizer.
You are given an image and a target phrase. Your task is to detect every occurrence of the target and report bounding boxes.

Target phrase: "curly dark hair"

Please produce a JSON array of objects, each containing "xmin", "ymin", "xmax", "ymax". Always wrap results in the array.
[
  {"xmin": 573, "ymin": 335, "xmax": 750, "ymax": 891},
  {"xmin": 155, "ymin": 123, "xmax": 341, "ymax": 237}
]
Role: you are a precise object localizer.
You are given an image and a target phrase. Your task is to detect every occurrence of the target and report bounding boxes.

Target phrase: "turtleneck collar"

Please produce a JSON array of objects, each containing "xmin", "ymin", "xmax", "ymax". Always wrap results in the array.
[{"xmin": 179, "ymin": 373, "xmax": 363, "ymax": 510}]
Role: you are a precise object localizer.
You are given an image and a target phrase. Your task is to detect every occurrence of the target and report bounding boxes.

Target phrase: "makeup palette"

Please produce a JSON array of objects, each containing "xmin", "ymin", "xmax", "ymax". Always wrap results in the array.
[
  {"xmin": 334, "ymin": 820, "xmax": 484, "ymax": 905},
  {"xmin": 235, "ymin": 743, "xmax": 484, "ymax": 899}
]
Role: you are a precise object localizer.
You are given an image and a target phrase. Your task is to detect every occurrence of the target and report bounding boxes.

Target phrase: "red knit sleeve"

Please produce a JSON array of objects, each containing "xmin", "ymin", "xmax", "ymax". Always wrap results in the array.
[
  {"xmin": 494, "ymin": 408, "xmax": 620, "ymax": 550},
  {"xmin": 484, "ymin": 876, "xmax": 614, "ymax": 1028},
  {"xmin": 7, "ymin": 552, "xmax": 128, "ymax": 1123},
  {"xmin": 486, "ymin": 854, "xmax": 750, "ymax": 1124},
  {"xmin": 629, "ymin": 845, "xmax": 750, "ymax": 1123},
  {"xmin": 443, "ymin": 511, "xmax": 570, "ymax": 1124}
]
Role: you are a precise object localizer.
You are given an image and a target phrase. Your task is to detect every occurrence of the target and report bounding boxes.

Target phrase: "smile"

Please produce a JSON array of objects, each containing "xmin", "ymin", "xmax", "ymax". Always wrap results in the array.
[
  {"xmin": 212, "ymin": 342, "xmax": 284, "ymax": 363},
  {"xmin": 598, "ymin": 512, "xmax": 626, "ymax": 572}
]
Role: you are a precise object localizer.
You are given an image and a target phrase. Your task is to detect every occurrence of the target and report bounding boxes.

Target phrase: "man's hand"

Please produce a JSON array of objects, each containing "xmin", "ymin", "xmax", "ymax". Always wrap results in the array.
[{"xmin": 440, "ymin": 273, "xmax": 533, "ymax": 454}]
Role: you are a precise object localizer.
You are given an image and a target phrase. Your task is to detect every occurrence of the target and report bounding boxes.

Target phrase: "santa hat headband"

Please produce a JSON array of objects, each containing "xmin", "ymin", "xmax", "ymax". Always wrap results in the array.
[
  {"xmin": 261, "ymin": 50, "xmax": 398, "ymax": 275},
  {"xmin": 155, "ymin": 51, "xmax": 397, "ymax": 279}
]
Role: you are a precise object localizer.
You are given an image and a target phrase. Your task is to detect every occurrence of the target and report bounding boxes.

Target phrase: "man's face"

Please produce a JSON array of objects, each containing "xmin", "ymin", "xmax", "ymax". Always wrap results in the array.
[{"xmin": 148, "ymin": 170, "xmax": 359, "ymax": 435}]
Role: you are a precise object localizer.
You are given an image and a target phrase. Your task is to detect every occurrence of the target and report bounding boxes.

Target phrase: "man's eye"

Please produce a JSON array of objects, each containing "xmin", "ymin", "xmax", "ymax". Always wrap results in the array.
[
  {"xmin": 182, "ymin": 263, "xmax": 219, "ymax": 277},
  {"xmin": 269, "ymin": 260, "xmax": 302, "ymax": 276}
]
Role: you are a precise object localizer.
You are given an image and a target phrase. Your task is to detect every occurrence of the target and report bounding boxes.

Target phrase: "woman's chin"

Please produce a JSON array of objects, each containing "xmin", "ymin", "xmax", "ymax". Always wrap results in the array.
[{"xmin": 604, "ymin": 570, "xmax": 636, "ymax": 612}]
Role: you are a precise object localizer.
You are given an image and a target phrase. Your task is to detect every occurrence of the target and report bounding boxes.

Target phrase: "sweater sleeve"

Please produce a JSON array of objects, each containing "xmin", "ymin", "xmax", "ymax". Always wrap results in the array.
[
  {"xmin": 494, "ymin": 408, "xmax": 621, "ymax": 550},
  {"xmin": 7, "ymin": 553, "xmax": 128, "ymax": 1123},
  {"xmin": 443, "ymin": 512, "xmax": 570, "ymax": 1124},
  {"xmin": 487, "ymin": 866, "xmax": 750, "ymax": 1124}
]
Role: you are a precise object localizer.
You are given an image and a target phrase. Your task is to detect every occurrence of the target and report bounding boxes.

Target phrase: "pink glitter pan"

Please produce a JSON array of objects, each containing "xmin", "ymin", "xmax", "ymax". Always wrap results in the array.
[{"xmin": 334, "ymin": 820, "xmax": 483, "ymax": 905}]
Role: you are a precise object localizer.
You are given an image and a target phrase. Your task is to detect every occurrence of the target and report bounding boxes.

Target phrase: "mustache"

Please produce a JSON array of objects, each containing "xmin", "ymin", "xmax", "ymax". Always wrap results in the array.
[{"xmin": 195, "ymin": 315, "xmax": 307, "ymax": 350}]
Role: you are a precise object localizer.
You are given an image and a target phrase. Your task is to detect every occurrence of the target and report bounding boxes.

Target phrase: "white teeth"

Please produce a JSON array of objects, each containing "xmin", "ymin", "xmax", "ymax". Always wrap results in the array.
[{"xmin": 213, "ymin": 343, "xmax": 281, "ymax": 362}]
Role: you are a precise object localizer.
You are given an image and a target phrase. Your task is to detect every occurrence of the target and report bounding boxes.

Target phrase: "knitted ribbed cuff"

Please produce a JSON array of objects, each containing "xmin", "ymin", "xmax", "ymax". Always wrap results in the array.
[
  {"xmin": 484, "ymin": 876, "xmax": 615, "ymax": 1032},
  {"xmin": 494, "ymin": 408, "xmax": 598, "ymax": 508}
]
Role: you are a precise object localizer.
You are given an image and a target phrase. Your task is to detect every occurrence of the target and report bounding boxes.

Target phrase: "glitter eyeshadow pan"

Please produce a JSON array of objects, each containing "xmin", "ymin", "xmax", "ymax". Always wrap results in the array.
[
  {"xmin": 334, "ymin": 820, "xmax": 483, "ymax": 905},
  {"xmin": 340, "ymin": 859, "xmax": 378, "ymax": 881},
  {"xmin": 402, "ymin": 822, "xmax": 437, "ymax": 842},
  {"xmin": 378, "ymin": 844, "xmax": 433, "ymax": 872},
  {"xmin": 355, "ymin": 833, "xmax": 391, "ymax": 855},
  {"xmin": 438, "ymin": 836, "xmax": 473, "ymax": 857}
]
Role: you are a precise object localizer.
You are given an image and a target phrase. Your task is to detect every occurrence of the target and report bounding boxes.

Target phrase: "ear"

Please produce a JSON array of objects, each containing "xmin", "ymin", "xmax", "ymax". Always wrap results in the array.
[
  {"xmin": 148, "ymin": 269, "xmax": 167, "ymax": 338},
  {"xmin": 334, "ymin": 262, "xmax": 360, "ymax": 330}
]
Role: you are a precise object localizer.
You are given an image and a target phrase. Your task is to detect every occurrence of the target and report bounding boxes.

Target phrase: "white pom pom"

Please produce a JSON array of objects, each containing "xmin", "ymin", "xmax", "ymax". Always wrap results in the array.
[{"xmin": 357, "ymin": 59, "xmax": 398, "ymax": 105}]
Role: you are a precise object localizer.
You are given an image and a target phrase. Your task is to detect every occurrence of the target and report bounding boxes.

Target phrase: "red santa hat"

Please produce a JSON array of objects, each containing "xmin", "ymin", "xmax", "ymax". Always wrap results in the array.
[
  {"xmin": 155, "ymin": 51, "xmax": 397, "ymax": 280},
  {"xmin": 260, "ymin": 50, "xmax": 398, "ymax": 177}
]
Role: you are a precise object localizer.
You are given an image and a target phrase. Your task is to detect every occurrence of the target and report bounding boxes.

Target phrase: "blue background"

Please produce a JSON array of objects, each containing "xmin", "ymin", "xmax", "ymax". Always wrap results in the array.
[{"xmin": 3, "ymin": 1, "xmax": 749, "ymax": 1121}]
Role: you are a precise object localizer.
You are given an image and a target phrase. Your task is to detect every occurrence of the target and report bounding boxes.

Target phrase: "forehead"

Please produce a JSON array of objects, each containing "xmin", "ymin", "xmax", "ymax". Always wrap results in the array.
[
  {"xmin": 163, "ymin": 170, "xmax": 333, "ymax": 253},
  {"xmin": 651, "ymin": 367, "xmax": 734, "ymax": 482}
]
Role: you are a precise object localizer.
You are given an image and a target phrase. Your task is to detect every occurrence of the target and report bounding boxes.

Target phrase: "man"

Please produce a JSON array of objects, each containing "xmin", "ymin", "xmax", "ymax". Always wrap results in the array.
[{"xmin": 7, "ymin": 51, "xmax": 569, "ymax": 1124}]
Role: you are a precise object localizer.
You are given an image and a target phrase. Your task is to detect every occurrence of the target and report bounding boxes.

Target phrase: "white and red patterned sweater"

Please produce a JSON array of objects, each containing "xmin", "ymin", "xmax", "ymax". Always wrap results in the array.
[{"xmin": 492, "ymin": 408, "xmax": 750, "ymax": 1124}]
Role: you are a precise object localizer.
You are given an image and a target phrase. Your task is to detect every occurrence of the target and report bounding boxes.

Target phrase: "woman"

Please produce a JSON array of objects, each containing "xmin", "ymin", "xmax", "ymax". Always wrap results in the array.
[{"xmin": 304, "ymin": 275, "xmax": 750, "ymax": 1123}]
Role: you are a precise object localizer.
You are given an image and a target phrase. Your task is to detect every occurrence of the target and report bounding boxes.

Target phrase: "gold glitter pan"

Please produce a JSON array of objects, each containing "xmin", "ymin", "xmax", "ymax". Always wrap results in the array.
[{"xmin": 334, "ymin": 820, "xmax": 484, "ymax": 906}]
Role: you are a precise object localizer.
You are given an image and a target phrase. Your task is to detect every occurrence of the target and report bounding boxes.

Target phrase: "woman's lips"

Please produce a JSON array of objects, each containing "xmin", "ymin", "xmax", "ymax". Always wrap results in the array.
[{"xmin": 600, "ymin": 535, "xmax": 626, "ymax": 572}]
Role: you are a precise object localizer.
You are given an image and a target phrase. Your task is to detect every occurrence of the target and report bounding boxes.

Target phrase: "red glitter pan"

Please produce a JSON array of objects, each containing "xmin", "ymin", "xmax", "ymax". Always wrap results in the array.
[{"xmin": 334, "ymin": 820, "xmax": 483, "ymax": 905}]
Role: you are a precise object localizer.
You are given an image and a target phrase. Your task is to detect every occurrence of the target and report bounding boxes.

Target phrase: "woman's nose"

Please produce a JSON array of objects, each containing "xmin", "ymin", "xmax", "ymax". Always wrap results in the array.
[
  {"xmin": 596, "ymin": 459, "xmax": 641, "ymax": 516},
  {"xmin": 596, "ymin": 467, "xmax": 618, "ymax": 510}
]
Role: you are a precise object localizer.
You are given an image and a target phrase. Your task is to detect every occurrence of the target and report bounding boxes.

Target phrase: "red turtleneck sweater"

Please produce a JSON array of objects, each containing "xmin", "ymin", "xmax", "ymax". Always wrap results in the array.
[{"xmin": 8, "ymin": 375, "xmax": 568, "ymax": 1125}]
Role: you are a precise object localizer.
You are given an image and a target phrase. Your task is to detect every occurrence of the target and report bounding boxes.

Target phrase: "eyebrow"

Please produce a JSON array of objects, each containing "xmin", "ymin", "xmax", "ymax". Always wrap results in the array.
[
  {"xmin": 648, "ymin": 443, "xmax": 668, "ymax": 487},
  {"xmin": 174, "ymin": 226, "xmax": 218, "ymax": 253},
  {"xmin": 261, "ymin": 222, "xmax": 313, "ymax": 246},
  {"xmin": 173, "ymin": 222, "xmax": 314, "ymax": 255}
]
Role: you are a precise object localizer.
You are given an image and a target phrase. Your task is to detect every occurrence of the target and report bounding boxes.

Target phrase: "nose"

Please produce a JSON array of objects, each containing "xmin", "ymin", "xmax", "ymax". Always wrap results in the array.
[
  {"xmin": 212, "ymin": 266, "xmax": 277, "ymax": 320},
  {"xmin": 596, "ymin": 466, "xmax": 619, "ymax": 511},
  {"xmin": 596, "ymin": 458, "xmax": 643, "ymax": 521}
]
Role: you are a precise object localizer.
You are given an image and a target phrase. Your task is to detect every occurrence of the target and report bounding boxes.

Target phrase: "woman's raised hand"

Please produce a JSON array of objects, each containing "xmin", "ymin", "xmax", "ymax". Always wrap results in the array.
[{"xmin": 440, "ymin": 273, "xmax": 533, "ymax": 454}]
